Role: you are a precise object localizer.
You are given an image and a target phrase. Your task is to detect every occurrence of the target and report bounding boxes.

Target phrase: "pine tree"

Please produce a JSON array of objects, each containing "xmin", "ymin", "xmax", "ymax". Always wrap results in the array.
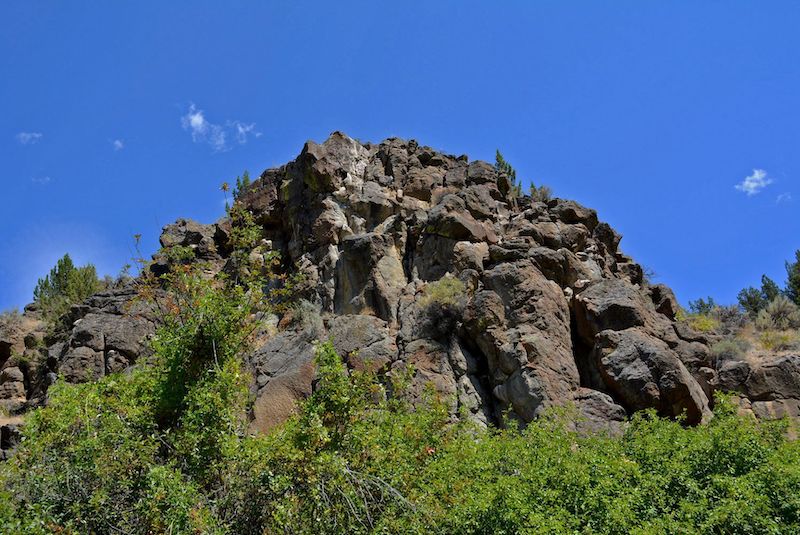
[
  {"xmin": 761, "ymin": 275, "xmax": 781, "ymax": 303},
  {"xmin": 233, "ymin": 170, "xmax": 251, "ymax": 200},
  {"xmin": 786, "ymin": 249, "xmax": 800, "ymax": 305},
  {"xmin": 33, "ymin": 253, "xmax": 102, "ymax": 323}
]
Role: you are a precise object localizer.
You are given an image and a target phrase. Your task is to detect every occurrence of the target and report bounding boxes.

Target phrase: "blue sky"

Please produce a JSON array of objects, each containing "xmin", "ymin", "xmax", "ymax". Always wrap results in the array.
[{"xmin": 1, "ymin": 2, "xmax": 799, "ymax": 311}]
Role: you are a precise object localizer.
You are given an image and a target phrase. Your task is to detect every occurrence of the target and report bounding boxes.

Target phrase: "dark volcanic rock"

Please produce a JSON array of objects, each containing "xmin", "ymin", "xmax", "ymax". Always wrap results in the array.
[{"xmin": 12, "ymin": 131, "xmax": 793, "ymax": 435}]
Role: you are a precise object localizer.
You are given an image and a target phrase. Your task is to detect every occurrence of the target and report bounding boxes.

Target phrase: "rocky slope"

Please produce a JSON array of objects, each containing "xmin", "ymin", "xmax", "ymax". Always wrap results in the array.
[{"xmin": 2, "ymin": 132, "xmax": 799, "ymax": 451}]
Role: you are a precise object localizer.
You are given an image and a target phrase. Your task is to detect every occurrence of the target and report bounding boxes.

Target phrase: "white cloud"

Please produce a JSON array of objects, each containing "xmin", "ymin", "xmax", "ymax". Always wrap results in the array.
[
  {"xmin": 112, "ymin": 139, "xmax": 124, "ymax": 151},
  {"xmin": 31, "ymin": 176, "xmax": 51, "ymax": 185},
  {"xmin": 735, "ymin": 169, "xmax": 773, "ymax": 196},
  {"xmin": 181, "ymin": 104, "xmax": 260, "ymax": 152},
  {"xmin": 230, "ymin": 121, "xmax": 262, "ymax": 144},
  {"xmin": 777, "ymin": 192, "xmax": 792, "ymax": 203},
  {"xmin": 17, "ymin": 132, "xmax": 43, "ymax": 144}
]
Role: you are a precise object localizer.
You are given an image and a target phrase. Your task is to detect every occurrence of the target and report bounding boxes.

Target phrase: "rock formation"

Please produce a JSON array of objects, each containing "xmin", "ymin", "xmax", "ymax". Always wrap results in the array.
[{"xmin": 2, "ymin": 131, "xmax": 799, "ymax": 453}]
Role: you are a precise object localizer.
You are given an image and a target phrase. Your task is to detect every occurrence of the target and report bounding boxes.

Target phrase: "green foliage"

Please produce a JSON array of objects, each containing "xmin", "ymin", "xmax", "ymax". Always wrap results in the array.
[
  {"xmin": 32, "ymin": 254, "xmax": 103, "ymax": 324},
  {"xmin": 787, "ymin": 249, "xmax": 800, "ymax": 306},
  {"xmin": 738, "ymin": 251, "xmax": 800, "ymax": 315},
  {"xmin": 495, "ymin": 149, "xmax": 552, "ymax": 200},
  {"xmin": 689, "ymin": 296, "xmax": 717, "ymax": 315},
  {"xmin": 232, "ymin": 170, "xmax": 251, "ymax": 200},
  {"xmin": 220, "ymin": 201, "xmax": 304, "ymax": 314},
  {"xmin": 759, "ymin": 330, "xmax": 799, "ymax": 351},
  {"xmin": 762, "ymin": 274, "xmax": 782, "ymax": 303},
  {"xmin": 739, "ymin": 275, "xmax": 783, "ymax": 318},
  {"xmin": 494, "ymin": 149, "xmax": 516, "ymax": 185},
  {"xmin": 6, "ymin": 259, "xmax": 800, "ymax": 533},
  {"xmin": 686, "ymin": 314, "xmax": 720, "ymax": 333},
  {"xmin": 755, "ymin": 295, "xmax": 800, "ymax": 331},
  {"xmin": 227, "ymin": 202, "xmax": 262, "ymax": 253},
  {"xmin": 0, "ymin": 262, "xmax": 261, "ymax": 533},
  {"xmin": 4, "ymin": 327, "xmax": 800, "ymax": 533},
  {"xmin": 419, "ymin": 276, "xmax": 466, "ymax": 309},
  {"xmin": 163, "ymin": 244, "xmax": 196, "ymax": 265},
  {"xmin": 738, "ymin": 286, "xmax": 766, "ymax": 317}
]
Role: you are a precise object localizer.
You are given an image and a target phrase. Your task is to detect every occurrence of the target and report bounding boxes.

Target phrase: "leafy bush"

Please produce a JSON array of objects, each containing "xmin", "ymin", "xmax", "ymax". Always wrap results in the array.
[
  {"xmin": 3, "ymin": 331, "xmax": 800, "ymax": 533},
  {"xmin": 419, "ymin": 277, "xmax": 466, "ymax": 339},
  {"xmin": 687, "ymin": 313, "xmax": 719, "ymax": 332},
  {"xmin": 5, "ymin": 262, "xmax": 800, "ymax": 533},
  {"xmin": 420, "ymin": 276, "xmax": 466, "ymax": 310},
  {"xmin": 32, "ymin": 254, "xmax": 103, "ymax": 325}
]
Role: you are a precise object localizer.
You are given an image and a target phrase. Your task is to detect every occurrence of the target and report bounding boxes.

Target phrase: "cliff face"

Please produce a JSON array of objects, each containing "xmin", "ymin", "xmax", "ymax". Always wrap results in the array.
[{"xmin": 3, "ymin": 132, "xmax": 799, "ymax": 445}]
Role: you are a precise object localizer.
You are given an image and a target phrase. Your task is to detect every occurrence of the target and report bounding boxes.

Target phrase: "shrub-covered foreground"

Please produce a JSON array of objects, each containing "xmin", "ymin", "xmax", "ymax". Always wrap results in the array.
[{"xmin": 2, "ymin": 270, "xmax": 800, "ymax": 534}]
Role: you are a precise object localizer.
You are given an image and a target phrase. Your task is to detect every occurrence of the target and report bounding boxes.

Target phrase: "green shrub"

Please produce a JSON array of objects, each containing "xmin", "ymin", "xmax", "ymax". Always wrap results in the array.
[
  {"xmin": 5, "ymin": 262, "xmax": 800, "ymax": 533},
  {"xmin": 162, "ymin": 244, "xmax": 196, "ymax": 264},
  {"xmin": 759, "ymin": 330, "xmax": 799, "ymax": 351},
  {"xmin": 765, "ymin": 295, "xmax": 800, "ymax": 330},
  {"xmin": 689, "ymin": 296, "xmax": 717, "ymax": 315},
  {"xmin": 755, "ymin": 308, "xmax": 775, "ymax": 331},
  {"xmin": 420, "ymin": 276, "xmax": 466, "ymax": 309},
  {"xmin": 0, "ymin": 260, "xmax": 263, "ymax": 532},
  {"xmin": 686, "ymin": 313, "xmax": 719, "ymax": 332},
  {"xmin": 4, "ymin": 334, "xmax": 800, "ymax": 533}
]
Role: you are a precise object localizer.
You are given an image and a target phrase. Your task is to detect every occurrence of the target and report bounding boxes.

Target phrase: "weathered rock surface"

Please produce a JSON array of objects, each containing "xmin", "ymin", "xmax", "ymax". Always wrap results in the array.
[{"xmin": 3, "ymin": 131, "xmax": 798, "ymax": 441}]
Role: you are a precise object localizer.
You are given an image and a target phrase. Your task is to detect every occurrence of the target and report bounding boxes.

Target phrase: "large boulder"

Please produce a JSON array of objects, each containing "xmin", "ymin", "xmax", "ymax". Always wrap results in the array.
[{"xmin": 593, "ymin": 328, "xmax": 711, "ymax": 424}]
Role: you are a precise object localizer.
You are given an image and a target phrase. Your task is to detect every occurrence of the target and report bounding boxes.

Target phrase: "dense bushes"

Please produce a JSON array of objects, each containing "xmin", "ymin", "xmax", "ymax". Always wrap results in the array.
[
  {"xmin": 4, "ymin": 251, "xmax": 800, "ymax": 532},
  {"xmin": 2, "ymin": 269, "xmax": 800, "ymax": 534}
]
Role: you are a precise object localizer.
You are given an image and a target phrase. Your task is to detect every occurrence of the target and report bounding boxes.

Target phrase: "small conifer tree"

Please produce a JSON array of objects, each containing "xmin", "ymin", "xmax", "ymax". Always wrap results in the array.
[{"xmin": 33, "ymin": 253, "xmax": 102, "ymax": 323}]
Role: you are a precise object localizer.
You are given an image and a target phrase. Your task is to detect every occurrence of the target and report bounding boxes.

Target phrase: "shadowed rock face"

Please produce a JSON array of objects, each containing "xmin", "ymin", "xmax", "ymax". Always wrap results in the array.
[{"xmin": 3, "ymin": 131, "xmax": 798, "ymax": 440}]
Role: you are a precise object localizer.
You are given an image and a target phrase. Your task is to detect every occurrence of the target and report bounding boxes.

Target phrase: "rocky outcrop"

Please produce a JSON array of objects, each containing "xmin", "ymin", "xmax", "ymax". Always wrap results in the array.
[{"xmin": 4, "ymin": 131, "xmax": 798, "ymax": 439}]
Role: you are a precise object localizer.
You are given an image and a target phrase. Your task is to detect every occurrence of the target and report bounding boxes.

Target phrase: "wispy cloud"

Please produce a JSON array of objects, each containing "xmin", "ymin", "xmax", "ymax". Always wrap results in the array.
[
  {"xmin": 112, "ymin": 139, "xmax": 124, "ymax": 151},
  {"xmin": 735, "ymin": 169, "xmax": 773, "ymax": 196},
  {"xmin": 777, "ymin": 192, "xmax": 793, "ymax": 203},
  {"xmin": 17, "ymin": 132, "xmax": 43, "ymax": 145},
  {"xmin": 231, "ymin": 121, "xmax": 262, "ymax": 143},
  {"xmin": 180, "ymin": 103, "xmax": 261, "ymax": 152},
  {"xmin": 31, "ymin": 176, "xmax": 51, "ymax": 185}
]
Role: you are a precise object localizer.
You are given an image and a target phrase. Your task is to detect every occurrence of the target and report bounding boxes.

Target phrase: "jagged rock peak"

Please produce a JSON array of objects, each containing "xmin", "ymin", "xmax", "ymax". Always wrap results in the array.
[{"xmin": 3, "ymin": 131, "xmax": 799, "ymax": 451}]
